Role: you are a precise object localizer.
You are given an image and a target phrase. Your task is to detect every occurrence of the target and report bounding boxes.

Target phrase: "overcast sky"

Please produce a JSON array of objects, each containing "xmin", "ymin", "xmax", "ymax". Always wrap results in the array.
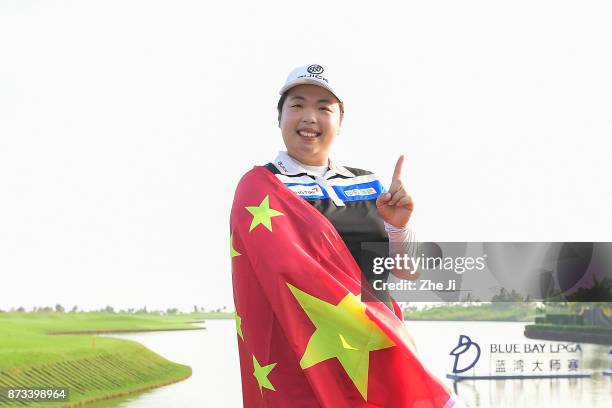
[{"xmin": 1, "ymin": 1, "xmax": 611, "ymax": 311}]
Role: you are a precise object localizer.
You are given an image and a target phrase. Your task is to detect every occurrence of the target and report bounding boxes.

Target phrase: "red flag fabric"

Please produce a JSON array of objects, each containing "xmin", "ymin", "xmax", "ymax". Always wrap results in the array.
[{"xmin": 230, "ymin": 166, "xmax": 455, "ymax": 408}]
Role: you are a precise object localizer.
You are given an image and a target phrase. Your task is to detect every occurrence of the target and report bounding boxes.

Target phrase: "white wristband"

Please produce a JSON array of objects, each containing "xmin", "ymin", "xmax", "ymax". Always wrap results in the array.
[
  {"xmin": 384, "ymin": 221, "xmax": 416, "ymax": 258},
  {"xmin": 383, "ymin": 221, "xmax": 410, "ymax": 242}
]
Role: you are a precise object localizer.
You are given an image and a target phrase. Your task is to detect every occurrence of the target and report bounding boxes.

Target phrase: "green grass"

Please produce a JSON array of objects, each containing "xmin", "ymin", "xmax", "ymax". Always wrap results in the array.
[
  {"xmin": 403, "ymin": 303, "xmax": 539, "ymax": 321},
  {"xmin": 0, "ymin": 312, "xmax": 207, "ymax": 407},
  {"xmin": 190, "ymin": 311, "xmax": 233, "ymax": 320},
  {"xmin": 2, "ymin": 312, "xmax": 210, "ymax": 334}
]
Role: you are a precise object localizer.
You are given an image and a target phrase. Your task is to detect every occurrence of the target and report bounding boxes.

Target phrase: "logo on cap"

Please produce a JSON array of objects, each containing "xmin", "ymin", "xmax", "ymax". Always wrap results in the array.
[{"xmin": 307, "ymin": 64, "xmax": 324, "ymax": 74}]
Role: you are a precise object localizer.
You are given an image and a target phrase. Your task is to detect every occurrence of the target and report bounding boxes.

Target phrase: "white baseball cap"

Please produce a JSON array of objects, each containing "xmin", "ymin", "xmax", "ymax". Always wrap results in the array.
[{"xmin": 279, "ymin": 64, "xmax": 342, "ymax": 103}]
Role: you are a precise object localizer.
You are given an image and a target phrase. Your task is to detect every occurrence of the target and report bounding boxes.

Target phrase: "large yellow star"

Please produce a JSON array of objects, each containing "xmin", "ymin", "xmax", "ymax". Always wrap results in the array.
[
  {"xmin": 245, "ymin": 195, "xmax": 283, "ymax": 232},
  {"xmin": 252, "ymin": 355, "xmax": 277, "ymax": 395},
  {"xmin": 288, "ymin": 283, "xmax": 395, "ymax": 401}
]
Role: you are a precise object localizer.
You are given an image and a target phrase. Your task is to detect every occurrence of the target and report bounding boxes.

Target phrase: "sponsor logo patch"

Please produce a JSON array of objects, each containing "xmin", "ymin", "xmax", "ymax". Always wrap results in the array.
[
  {"xmin": 307, "ymin": 64, "xmax": 324, "ymax": 74},
  {"xmin": 276, "ymin": 160, "xmax": 289, "ymax": 173},
  {"xmin": 286, "ymin": 183, "xmax": 329, "ymax": 199},
  {"xmin": 333, "ymin": 181, "xmax": 383, "ymax": 202},
  {"xmin": 345, "ymin": 187, "xmax": 377, "ymax": 197}
]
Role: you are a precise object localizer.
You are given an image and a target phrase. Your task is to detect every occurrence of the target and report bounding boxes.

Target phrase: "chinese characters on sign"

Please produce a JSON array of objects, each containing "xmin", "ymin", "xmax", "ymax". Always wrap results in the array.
[{"xmin": 492, "ymin": 358, "xmax": 580, "ymax": 374}]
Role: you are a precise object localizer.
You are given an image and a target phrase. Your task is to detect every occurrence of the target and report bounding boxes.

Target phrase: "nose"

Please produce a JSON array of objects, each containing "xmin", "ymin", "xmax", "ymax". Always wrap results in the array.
[{"xmin": 301, "ymin": 107, "xmax": 316, "ymax": 124}]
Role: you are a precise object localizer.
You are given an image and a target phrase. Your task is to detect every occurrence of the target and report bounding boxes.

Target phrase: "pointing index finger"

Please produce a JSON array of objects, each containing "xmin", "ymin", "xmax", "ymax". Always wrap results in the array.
[{"xmin": 392, "ymin": 155, "xmax": 405, "ymax": 181}]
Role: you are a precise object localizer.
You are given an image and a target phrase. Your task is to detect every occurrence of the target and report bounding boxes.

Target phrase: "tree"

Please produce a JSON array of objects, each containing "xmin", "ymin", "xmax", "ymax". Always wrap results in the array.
[{"xmin": 55, "ymin": 304, "xmax": 65, "ymax": 313}]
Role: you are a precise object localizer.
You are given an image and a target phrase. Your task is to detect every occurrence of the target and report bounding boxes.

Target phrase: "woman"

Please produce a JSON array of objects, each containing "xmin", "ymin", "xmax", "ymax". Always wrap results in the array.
[
  {"xmin": 268, "ymin": 64, "xmax": 415, "ymax": 287},
  {"xmin": 229, "ymin": 64, "xmax": 455, "ymax": 407}
]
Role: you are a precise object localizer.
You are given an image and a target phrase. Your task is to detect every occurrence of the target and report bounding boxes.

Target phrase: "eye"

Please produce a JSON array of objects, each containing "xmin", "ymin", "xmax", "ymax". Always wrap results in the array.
[
  {"xmin": 319, "ymin": 106, "xmax": 332, "ymax": 112},
  {"xmin": 291, "ymin": 104, "xmax": 302, "ymax": 108}
]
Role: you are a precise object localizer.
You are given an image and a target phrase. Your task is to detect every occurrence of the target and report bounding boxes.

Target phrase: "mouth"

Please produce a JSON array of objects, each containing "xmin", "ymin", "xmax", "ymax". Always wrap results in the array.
[{"xmin": 297, "ymin": 129, "xmax": 321, "ymax": 139}]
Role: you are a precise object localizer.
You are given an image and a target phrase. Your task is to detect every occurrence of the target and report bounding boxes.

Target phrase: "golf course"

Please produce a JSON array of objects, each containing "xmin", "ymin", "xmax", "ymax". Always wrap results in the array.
[{"xmin": 0, "ymin": 312, "xmax": 207, "ymax": 407}]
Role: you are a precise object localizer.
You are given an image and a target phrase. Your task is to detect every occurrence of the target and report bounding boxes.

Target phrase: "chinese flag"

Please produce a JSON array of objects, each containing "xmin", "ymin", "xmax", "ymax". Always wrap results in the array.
[{"xmin": 230, "ymin": 167, "xmax": 454, "ymax": 408}]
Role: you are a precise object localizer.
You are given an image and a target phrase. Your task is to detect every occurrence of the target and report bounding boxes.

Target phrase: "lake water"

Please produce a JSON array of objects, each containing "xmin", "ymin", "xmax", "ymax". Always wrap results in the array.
[{"xmin": 90, "ymin": 320, "xmax": 612, "ymax": 408}]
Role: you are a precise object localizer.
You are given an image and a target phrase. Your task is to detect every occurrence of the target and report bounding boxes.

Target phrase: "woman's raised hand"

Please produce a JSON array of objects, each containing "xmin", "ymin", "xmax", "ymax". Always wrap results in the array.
[{"xmin": 375, "ymin": 155, "xmax": 414, "ymax": 228}]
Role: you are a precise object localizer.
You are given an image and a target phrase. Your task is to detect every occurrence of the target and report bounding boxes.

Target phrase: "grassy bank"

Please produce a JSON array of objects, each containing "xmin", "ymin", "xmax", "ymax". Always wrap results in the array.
[
  {"xmin": 403, "ymin": 303, "xmax": 538, "ymax": 321},
  {"xmin": 0, "ymin": 312, "xmax": 207, "ymax": 407},
  {"xmin": 524, "ymin": 324, "xmax": 612, "ymax": 345},
  {"xmin": 525, "ymin": 323, "xmax": 612, "ymax": 335}
]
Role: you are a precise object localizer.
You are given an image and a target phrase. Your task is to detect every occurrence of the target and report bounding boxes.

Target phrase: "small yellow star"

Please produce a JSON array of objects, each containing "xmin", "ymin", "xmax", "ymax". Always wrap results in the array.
[
  {"xmin": 230, "ymin": 233, "xmax": 241, "ymax": 258},
  {"xmin": 245, "ymin": 195, "xmax": 283, "ymax": 232},
  {"xmin": 252, "ymin": 355, "xmax": 277, "ymax": 395},
  {"xmin": 235, "ymin": 312, "xmax": 244, "ymax": 340}
]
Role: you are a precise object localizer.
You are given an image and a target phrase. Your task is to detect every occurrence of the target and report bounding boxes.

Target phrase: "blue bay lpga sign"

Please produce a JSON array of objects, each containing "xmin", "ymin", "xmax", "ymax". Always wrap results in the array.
[{"xmin": 447, "ymin": 335, "xmax": 589, "ymax": 380}]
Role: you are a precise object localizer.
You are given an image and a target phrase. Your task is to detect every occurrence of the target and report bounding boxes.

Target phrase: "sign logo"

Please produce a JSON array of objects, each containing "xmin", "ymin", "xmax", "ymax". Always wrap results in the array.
[
  {"xmin": 450, "ymin": 335, "xmax": 481, "ymax": 374},
  {"xmin": 307, "ymin": 64, "xmax": 324, "ymax": 74}
]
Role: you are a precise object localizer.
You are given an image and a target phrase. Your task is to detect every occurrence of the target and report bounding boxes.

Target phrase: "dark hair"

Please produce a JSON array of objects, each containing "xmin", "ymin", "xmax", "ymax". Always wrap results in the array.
[{"xmin": 277, "ymin": 90, "xmax": 345, "ymax": 125}]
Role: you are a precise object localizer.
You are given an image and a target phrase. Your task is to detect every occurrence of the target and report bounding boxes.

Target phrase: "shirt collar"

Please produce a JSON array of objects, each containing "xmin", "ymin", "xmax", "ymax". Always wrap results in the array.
[{"xmin": 272, "ymin": 151, "xmax": 355, "ymax": 178}]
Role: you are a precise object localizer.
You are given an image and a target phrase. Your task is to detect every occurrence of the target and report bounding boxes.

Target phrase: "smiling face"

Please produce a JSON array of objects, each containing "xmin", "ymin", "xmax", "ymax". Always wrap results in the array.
[{"xmin": 279, "ymin": 84, "xmax": 342, "ymax": 166}]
